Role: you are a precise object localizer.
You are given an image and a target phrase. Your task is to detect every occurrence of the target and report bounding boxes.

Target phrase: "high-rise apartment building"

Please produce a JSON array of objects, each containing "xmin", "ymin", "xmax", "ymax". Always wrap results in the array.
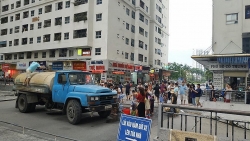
[{"xmin": 0, "ymin": 0, "xmax": 169, "ymax": 82}]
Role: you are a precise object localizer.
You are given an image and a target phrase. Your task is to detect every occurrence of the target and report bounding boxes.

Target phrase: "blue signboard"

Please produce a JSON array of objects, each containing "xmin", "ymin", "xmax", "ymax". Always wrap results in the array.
[
  {"xmin": 117, "ymin": 114, "xmax": 152, "ymax": 141},
  {"xmin": 52, "ymin": 62, "xmax": 63, "ymax": 70}
]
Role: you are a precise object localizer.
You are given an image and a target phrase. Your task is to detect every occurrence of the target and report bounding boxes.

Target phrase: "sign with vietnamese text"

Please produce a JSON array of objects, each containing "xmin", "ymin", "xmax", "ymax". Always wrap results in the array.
[
  {"xmin": 16, "ymin": 62, "xmax": 28, "ymax": 70},
  {"xmin": 2, "ymin": 64, "xmax": 9, "ymax": 72},
  {"xmin": 213, "ymin": 71, "xmax": 223, "ymax": 90},
  {"xmin": 117, "ymin": 114, "xmax": 152, "ymax": 141},
  {"xmin": 52, "ymin": 62, "xmax": 63, "ymax": 70},
  {"xmin": 209, "ymin": 64, "xmax": 248, "ymax": 71}
]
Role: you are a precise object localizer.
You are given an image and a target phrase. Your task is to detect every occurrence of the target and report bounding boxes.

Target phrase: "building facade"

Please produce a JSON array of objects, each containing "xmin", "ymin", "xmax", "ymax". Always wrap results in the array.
[
  {"xmin": 192, "ymin": 0, "xmax": 250, "ymax": 90},
  {"xmin": 0, "ymin": 0, "xmax": 169, "ymax": 83}
]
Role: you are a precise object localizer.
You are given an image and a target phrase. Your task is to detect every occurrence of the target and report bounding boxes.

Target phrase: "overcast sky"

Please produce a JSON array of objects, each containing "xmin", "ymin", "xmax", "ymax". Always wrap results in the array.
[{"xmin": 168, "ymin": 0, "xmax": 212, "ymax": 67}]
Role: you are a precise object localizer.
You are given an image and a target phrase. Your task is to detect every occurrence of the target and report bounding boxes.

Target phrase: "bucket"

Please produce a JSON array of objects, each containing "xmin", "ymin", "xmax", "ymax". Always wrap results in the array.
[{"xmin": 122, "ymin": 108, "xmax": 130, "ymax": 115}]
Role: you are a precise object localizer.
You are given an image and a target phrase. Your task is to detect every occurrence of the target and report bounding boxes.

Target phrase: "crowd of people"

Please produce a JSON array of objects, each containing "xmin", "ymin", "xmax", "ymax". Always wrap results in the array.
[{"xmin": 100, "ymin": 80, "xmax": 205, "ymax": 119}]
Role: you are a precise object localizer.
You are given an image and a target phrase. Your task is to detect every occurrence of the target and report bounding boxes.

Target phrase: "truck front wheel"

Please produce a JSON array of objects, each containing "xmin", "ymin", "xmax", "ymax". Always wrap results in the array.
[
  {"xmin": 66, "ymin": 100, "xmax": 82, "ymax": 125},
  {"xmin": 17, "ymin": 94, "xmax": 29, "ymax": 113},
  {"xmin": 98, "ymin": 110, "xmax": 111, "ymax": 118}
]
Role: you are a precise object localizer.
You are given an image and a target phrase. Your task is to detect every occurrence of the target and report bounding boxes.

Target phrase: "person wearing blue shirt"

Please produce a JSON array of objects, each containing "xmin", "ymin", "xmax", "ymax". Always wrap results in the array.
[
  {"xmin": 23, "ymin": 62, "xmax": 45, "ymax": 86},
  {"xmin": 179, "ymin": 82, "xmax": 187, "ymax": 105}
]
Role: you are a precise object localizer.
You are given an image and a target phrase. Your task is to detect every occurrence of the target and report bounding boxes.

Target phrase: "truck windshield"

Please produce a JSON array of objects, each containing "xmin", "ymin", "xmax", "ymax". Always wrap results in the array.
[{"xmin": 68, "ymin": 72, "xmax": 94, "ymax": 85}]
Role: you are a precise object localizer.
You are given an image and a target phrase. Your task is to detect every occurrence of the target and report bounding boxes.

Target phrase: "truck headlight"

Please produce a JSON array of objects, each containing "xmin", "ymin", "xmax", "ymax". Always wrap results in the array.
[
  {"xmin": 113, "ymin": 95, "xmax": 117, "ymax": 99},
  {"xmin": 90, "ymin": 97, "xmax": 95, "ymax": 101},
  {"xmin": 95, "ymin": 97, "xmax": 99, "ymax": 100}
]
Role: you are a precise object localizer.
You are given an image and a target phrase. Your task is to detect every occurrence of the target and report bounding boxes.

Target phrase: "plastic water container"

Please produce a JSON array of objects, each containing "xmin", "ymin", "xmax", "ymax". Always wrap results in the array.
[{"xmin": 123, "ymin": 108, "xmax": 130, "ymax": 115}]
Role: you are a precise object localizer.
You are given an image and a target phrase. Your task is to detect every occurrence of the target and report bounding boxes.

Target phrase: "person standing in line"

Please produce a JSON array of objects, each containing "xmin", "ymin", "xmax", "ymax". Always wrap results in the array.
[
  {"xmin": 190, "ymin": 84, "xmax": 196, "ymax": 106},
  {"xmin": 179, "ymin": 82, "xmax": 187, "ymax": 105},
  {"xmin": 193, "ymin": 84, "xmax": 202, "ymax": 107},
  {"xmin": 136, "ymin": 87, "xmax": 146, "ymax": 117},
  {"xmin": 174, "ymin": 83, "xmax": 179, "ymax": 99},
  {"xmin": 153, "ymin": 84, "xmax": 160, "ymax": 104},
  {"xmin": 125, "ymin": 81, "xmax": 131, "ymax": 101},
  {"xmin": 224, "ymin": 84, "xmax": 232, "ymax": 103}
]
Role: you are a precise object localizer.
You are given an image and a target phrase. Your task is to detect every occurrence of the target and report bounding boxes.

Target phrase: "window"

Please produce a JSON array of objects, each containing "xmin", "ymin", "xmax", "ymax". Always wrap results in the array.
[
  {"xmin": 15, "ymin": 26, "xmax": 20, "ymax": 33},
  {"xmin": 37, "ymin": 36, "xmax": 41, "ymax": 43},
  {"xmin": 38, "ymin": 22, "xmax": 42, "ymax": 29},
  {"xmin": 19, "ymin": 53, "xmax": 24, "ymax": 59},
  {"xmin": 145, "ymin": 44, "xmax": 147, "ymax": 50},
  {"xmin": 26, "ymin": 52, "xmax": 32, "ymax": 59},
  {"xmin": 246, "ymin": 6, "xmax": 250, "ymax": 19},
  {"xmin": 131, "ymin": 53, "xmax": 134, "ymax": 61},
  {"xmin": 132, "ymin": 0, "xmax": 135, "ymax": 5},
  {"xmin": 9, "ymin": 41, "xmax": 12, "ymax": 47},
  {"xmin": 31, "ymin": 10, "xmax": 34, "ymax": 16},
  {"xmin": 131, "ymin": 25, "xmax": 135, "ymax": 33},
  {"xmin": 158, "ymin": 38, "xmax": 161, "ymax": 45},
  {"xmin": 144, "ymin": 57, "xmax": 147, "ymax": 62},
  {"xmin": 1, "ymin": 29, "xmax": 7, "ymax": 36},
  {"xmin": 10, "ymin": 16, "xmax": 13, "ymax": 22},
  {"xmin": 9, "ymin": 28, "xmax": 13, "ymax": 34},
  {"xmin": 139, "ymin": 27, "xmax": 144, "ymax": 36},
  {"xmin": 125, "ymin": 52, "xmax": 129, "ymax": 59},
  {"xmin": 38, "ymin": 8, "xmax": 42, "ymax": 15},
  {"xmin": 42, "ymin": 52, "xmax": 46, "ymax": 58},
  {"xmin": 55, "ymin": 2, "xmax": 63, "ymax": 10},
  {"xmin": 59, "ymin": 49, "xmax": 67, "ymax": 57},
  {"xmin": 49, "ymin": 50, "xmax": 55, "ymax": 58},
  {"xmin": 155, "ymin": 26, "xmax": 157, "ymax": 31},
  {"xmin": 126, "ymin": 38, "xmax": 129, "ymax": 45},
  {"xmin": 145, "ymin": 31, "xmax": 148, "ymax": 37},
  {"xmin": 55, "ymin": 17, "xmax": 62, "ymax": 25},
  {"xmin": 243, "ymin": 37, "xmax": 250, "ymax": 53},
  {"xmin": 64, "ymin": 32, "xmax": 69, "ymax": 40},
  {"xmin": 15, "ymin": 13, "xmax": 20, "ymax": 21},
  {"xmin": 30, "ymin": 24, "xmax": 34, "ymax": 30},
  {"xmin": 146, "ymin": 6, "xmax": 148, "ymax": 12},
  {"xmin": 126, "ymin": 8, "xmax": 130, "ymax": 16},
  {"xmin": 23, "ymin": 11, "xmax": 29, "ymax": 19},
  {"xmin": 69, "ymin": 50, "xmax": 74, "ymax": 57},
  {"xmin": 11, "ymin": 4, "xmax": 14, "ymax": 9},
  {"xmin": 32, "ymin": 0, "xmax": 35, "ymax": 3},
  {"xmin": 65, "ymin": 1, "xmax": 70, "ymax": 8},
  {"xmin": 131, "ymin": 39, "xmax": 134, "ymax": 47},
  {"xmin": 158, "ymin": 28, "xmax": 161, "ymax": 34},
  {"xmin": 95, "ymin": 48, "xmax": 101, "ymax": 55},
  {"xmin": 44, "ymin": 19, "xmax": 51, "ymax": 28},
  {"xmin": 43, "ymin": 34, "xmax": 51, "ymax": 42},
  {"xmin": 155, "ymin": 48, "xmax": 157, "ymax": 54},
  {"xmin": 139, "ymin": 13, "xmax": 144, "ymax": 22},
  {"xmin": 16, "ymin": 1, "xmax": 21, "ymax": 8},
  {"xmin": 13, "ymin": 54, "xmax": 17, "ymax": 60},
  {"xmin": 139, "ymin": 40, "xmax": 143, "ymax": 48},
  {"xmin": 126, "ymin": 23, "xmax": 129, "ymax": 30},
  {"xmin": 73, "ymin": 29, "xmax": 87, "ymax": 38},
  {"xmin": 97, "ymin": 0, "xmax": 102, "ymax": 5},
  {"xmin": 1, "ymin": 17, "xmax": 8, "ymax": 24},
  {"xmin": 155, "ymin": 37, "xmax": 157, "ymax": 42},
  {"xmin": 22, "ymin": 24, "xmax": 28, "ymax": 32},
  {"xmin": 145, "ymin": 19, "xmax": 148, "ymax": 25},
  {"xmin": 29, "ymin": 38, "xmax": 33, "ymax": 44},
  {"xmin": 138, "ymin": 54, "xmax": 143, "ymax": 62},
  {"xmin": 14, "ymin": 39, "xmax": 19, "ymax": 46},
  {"xmin": 45, "ymin": 5, "xmax": 52, "ymax": 13},
  {"xmin": 65, "ymin": 16, "xmax": 70, "ymax": 24},
  {"xmin": 24, "ymin": 0, "xmax": 29, "ymax": 5},
  {"xmin": 34, "ymin": 52, "xmax": 38, "ymax": 58},
  {"xmin": 226, "ymin": 13, "xmax": 238, "ymax": 24},
  {"xmin": 132, "ymin": 11, "xmax": 135, "ymax": 19},
  {"xmin": 74, "ymin": 0, "xmax": 88, "ymax": 6},
  {"xmin": 96, "ymin": 31, "xmax": 101, "ymax": 38},
  {"xmin": 5, "ymin": 54, "xmax": 12, "ymax": 60},
  {"xmin": 74, "ymin": 12, "xmax": 87, "ymax": 22},
  {"xmin": 140, "ymin": 0, "xmax": 145, "ymax": 9},
  {"xmin": 96, "ymin": 13, "xmax": 102, "ymax": 21}
]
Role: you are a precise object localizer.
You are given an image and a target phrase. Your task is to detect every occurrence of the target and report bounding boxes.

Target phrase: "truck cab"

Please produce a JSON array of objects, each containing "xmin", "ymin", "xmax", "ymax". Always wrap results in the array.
[{"xmin": 14, "ymin": 70, "xmax": 118, "ymax": 125}]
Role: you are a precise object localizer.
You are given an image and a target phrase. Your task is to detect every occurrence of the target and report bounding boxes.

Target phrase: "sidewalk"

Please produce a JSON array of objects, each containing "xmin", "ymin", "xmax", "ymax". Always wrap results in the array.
[
  {"xmin": 0, "ymin": 90, "xmax": 16, "ymax": 102},
  {"xmin": 0, "ymin": 126, "xmax": 49, "ymax": 141}
]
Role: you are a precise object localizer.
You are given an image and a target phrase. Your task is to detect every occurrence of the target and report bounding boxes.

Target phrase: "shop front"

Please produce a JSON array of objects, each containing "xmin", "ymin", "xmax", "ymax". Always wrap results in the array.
[
  {"xmin": 108, "ymin": 61, "xmax": 134, "ymax": 83},
  {"xmin": 52, "ymin": 62, "xmax": 64, "ymax": 71},
  {"xmin": 87, "ymin": 60, "xmax": 108, "ymax": 83},
  {"xmin": 2, "ymin": 63, "xmax": 18, "ymax": 78},
  {"xmin": 192, "ymin": 55, "xmax": 249, "ymax": 90}
]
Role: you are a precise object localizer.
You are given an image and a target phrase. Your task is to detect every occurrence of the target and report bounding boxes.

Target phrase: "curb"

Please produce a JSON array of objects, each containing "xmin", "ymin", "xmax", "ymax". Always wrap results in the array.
[{"xmin": 0, "ymin": 99, "xmax": 16, "ymax": 102}]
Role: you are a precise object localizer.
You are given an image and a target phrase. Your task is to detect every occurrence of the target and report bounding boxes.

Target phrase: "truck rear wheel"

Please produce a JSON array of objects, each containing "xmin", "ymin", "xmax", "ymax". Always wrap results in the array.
[
  {"xmin": 66, "ymin": 100, "xmax": 82, "ymax": 125},
  {"xmin": 98, "ymin": 110, "xmax": 111, "ymax": 118},
  {"xmin": 17, "ymin": 94, "xmax": 29, "ymax": 113}
]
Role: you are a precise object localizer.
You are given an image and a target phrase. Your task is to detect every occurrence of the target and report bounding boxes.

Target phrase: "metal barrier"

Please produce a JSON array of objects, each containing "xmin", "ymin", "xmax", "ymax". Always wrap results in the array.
[
  {"xmin": 0, "ymin": 120, "xmax": 79, "ymax": 141},
  {"xmin": 157, "ymin": 104, "xmax": 250, "ymax": 141}
]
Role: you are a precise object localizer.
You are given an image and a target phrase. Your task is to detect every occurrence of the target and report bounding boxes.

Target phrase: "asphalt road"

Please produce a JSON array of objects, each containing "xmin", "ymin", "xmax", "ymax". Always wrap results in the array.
[{"xmin": 0, "ymin": 100, "xmax": 159, "ymax": 141}]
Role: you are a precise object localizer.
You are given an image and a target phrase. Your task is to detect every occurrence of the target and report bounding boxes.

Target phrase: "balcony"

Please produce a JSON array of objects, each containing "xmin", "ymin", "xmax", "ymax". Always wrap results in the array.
[
  {"xmin": 1, "ymin": 17, "xmax": 8, "ymax": 24},
  {"xmin": 45, "ymin": 5, "xmax": 52, "ymax": 13},
  {"xmin": 74, "ymin": 0, "xmax": 88, "ymax": 6},
  {"xmin": 74, "ymin": 12, "xmax": 87, "ymax": 22},
  {"xmin": 43, "ymin": 34, "xmax": 51, "ymax": 42},
  {"xmin": 73, "ymin": 29, "xmax": 87, "ymax": 38},
  {"xmin": 54, "ymin": 33, "xmax": 61, "ymax": 41},
  {"xmin": 22, "ymin": 38, "xmax": 28, "ymax": 45}
]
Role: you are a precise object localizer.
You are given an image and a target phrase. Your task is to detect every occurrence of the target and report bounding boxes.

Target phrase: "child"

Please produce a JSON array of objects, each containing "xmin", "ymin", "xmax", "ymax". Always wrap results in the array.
[{"xmin": 130, "ymin": 90, "xmax": 137, "ymax": 116}]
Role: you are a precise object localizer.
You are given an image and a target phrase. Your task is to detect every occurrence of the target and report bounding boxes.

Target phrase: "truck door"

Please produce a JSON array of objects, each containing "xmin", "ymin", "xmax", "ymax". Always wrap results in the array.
[{"xmin": 52, "ymin": 73, "xmax": 69, "ymax": 103}]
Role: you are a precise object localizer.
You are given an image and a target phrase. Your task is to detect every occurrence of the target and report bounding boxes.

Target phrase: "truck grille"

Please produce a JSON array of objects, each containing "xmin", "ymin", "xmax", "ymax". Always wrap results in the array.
[{"xmin": 100, "ymin": 95, "xmax": 113, "ymax": 105}]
